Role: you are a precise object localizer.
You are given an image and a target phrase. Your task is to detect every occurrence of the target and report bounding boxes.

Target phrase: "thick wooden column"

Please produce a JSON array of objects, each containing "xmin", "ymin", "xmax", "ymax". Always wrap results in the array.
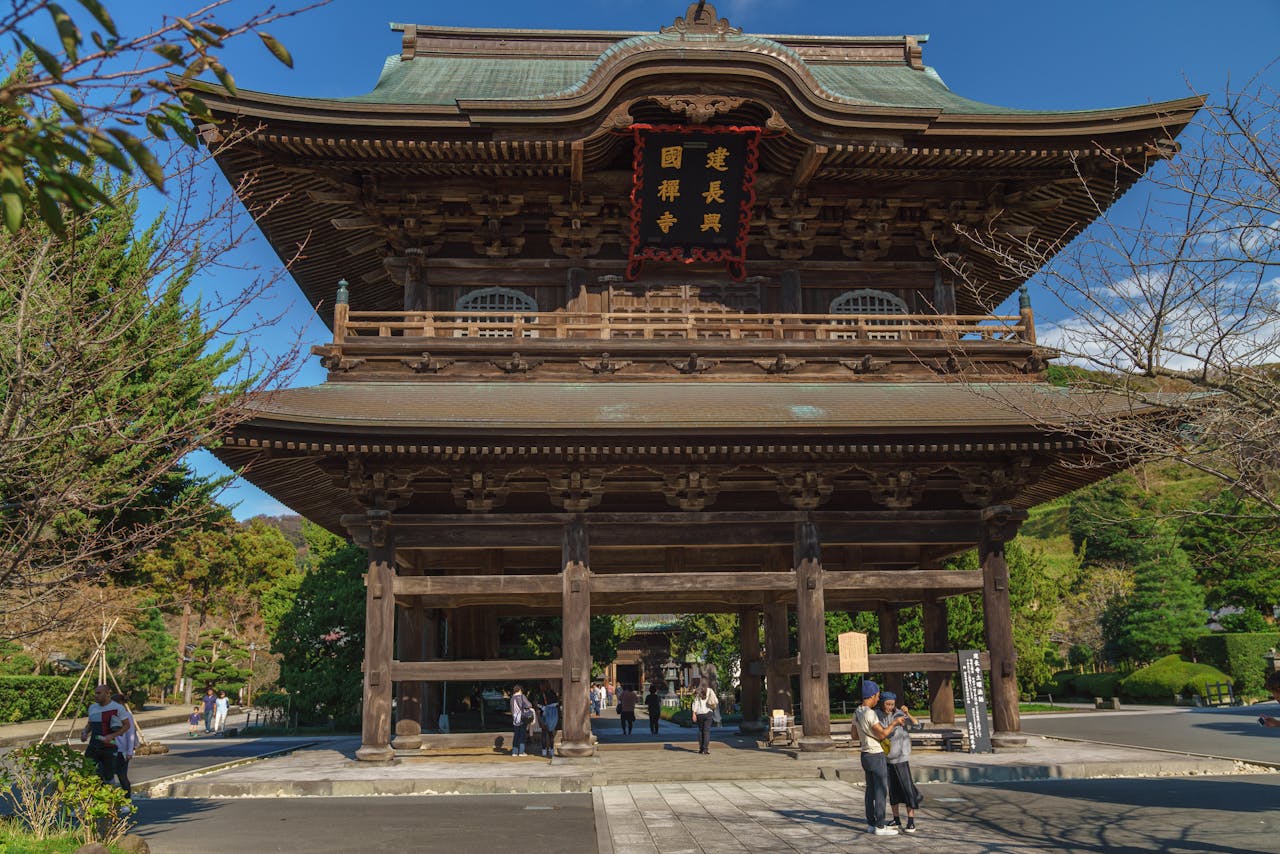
[
  {"xmin": 763, "ymin": 597, "xmax": 792, "ymax": 716},
  {"xmin": 423, "ymin": 608, "xmax": 442, "ymax": 729},
  {"xmin": 559, "ymin": 521, "xmax": 595, "ymax": 757},
  {"xmin": 878, "ymin": 603, "xmax": 904, "ymax": 699},
  {"xmin": 794, "ymin": 521, "xmax": 834, "ymax": 751},
  {"xmin": 980, "ymin": 506, "xmax": 1026, "ymax": 734},
  {"xmin": 404, "ymin": 260, "xmax": 427, "ymax": 312},
  {"xmin": 396, "ymin": 599, "xmax": 425, "ymax": 725},
  {"xmin": 738, "ymin": 607, "xmax": 765, "ymax": 734},
  {"xmin": 356, "ymin": 523, "xmax": 396, "ymax": 761},
  {"xmin": 923, "ymin": 594, "xmax": 954, "ymax": 724}
]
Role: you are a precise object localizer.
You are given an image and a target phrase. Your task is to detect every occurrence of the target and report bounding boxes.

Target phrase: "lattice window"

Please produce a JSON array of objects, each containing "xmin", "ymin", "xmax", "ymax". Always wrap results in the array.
[
  {"xmin": 829, "ymin": 288, "xmax": 908, "ymax": 340},
  {"xmin": 455, "ymin": 287, "xmax": 538, "ymax": 337}
]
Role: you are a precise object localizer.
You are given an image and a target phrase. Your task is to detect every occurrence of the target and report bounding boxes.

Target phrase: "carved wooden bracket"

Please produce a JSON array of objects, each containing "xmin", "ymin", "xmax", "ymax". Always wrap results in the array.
[
  {"xmin": 661, "ymin": 468, "xmax": 722, "ymax": 511},
  {"xmin": 839, "ymin": 354, "xmax": 889, "ymax": 375},
  {"xmin": 753, "ymin": 353, "xmax": 803, "ymax": 374},
  {"xmin": 581, "ymin": 352, "xmax": 632, "ymax": 375},
  {"xmin": 319, "ymin": 352, "xmax": 366, "ymax": 373},
  {"xmin": 451, "ymin": 471, "xmax": 510, "ymax": 513},
  {"xmin": 401, "ymin": 352, "xmax": 454, "ymax": 374},
  {"xmin": 652, "ymin": 94, "xmax": 745, "ymax": 125},
  {"xmin": 770, "ymin": 468, "xmax": 836, "ymax": 510},
  {"xmin": 669, "ymin": 353, "xmax": 718, "ymax": 375},
  {"xmin": 344, "ymin": 458, "xmax": 415, "ymax": 512},
  {"xmin": 953, "ymin": 459, "xmax": 1036, "ymax": 506},
  {"xmin": 490, "ymin": 352, "xmax": 543, "ymax": 374},
  {"xmin": 547, "ymin": 468, "xmax": 607, "ymax": 512},
  {"xmin": 367, "ymin": 508, "xmax": 392, "ymax": 549},
  {"xmin": 857, "ymin": 465, "xmax": 939, "ymax": 509},
  {"xmin": 929, "ymin": 354, "xmax": 964, "ymax": 375},
  {"xmin": 981, "ymin": 504, "xmax": 1028, "ymax": 544}
]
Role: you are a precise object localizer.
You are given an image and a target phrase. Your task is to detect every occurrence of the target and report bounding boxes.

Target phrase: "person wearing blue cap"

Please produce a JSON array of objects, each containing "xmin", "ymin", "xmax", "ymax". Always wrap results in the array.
[
  {"xmin": 878, "ymin": 691, "xmax": 922, "ymax": 833},
  {"xmin": 852, "ymin": 679, "xmax": 908, "ymax": 836}
]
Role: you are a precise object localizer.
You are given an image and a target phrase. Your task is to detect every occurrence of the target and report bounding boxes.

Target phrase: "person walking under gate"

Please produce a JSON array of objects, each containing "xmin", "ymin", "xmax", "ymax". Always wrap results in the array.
[
  {"xmin": 854, "ymin": 680, "xmax": 905, "ymax": 836},
  {"xmin": 617, "ymin": 684, "xmax": 638, "ymax": 735},
  {"xmin": 510, "ymin": 684, "xmax": 535, "ymax": 757},
  {"xmin": 691, "ymin": 677, "xmax": 718, "ymax": 755},
  {"xmin": 645, "ymin": 684, "xmax": 663, "ymax": 735}
]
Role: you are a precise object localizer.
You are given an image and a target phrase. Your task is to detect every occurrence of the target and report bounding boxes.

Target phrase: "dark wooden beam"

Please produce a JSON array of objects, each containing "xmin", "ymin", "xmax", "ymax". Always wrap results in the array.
[
  {"xmin": 755, "ymin": 651, "xmax": 991, "ymax": 676},
  {"xmin": 390, "ymin": 659, "xmax": 562, "ymax": 682}
]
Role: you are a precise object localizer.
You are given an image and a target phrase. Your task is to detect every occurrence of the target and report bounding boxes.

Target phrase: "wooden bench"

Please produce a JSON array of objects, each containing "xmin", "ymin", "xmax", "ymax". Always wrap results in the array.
[{"xmin": 910, "ymin": 728, "xmax": 965, "ymax": 751}]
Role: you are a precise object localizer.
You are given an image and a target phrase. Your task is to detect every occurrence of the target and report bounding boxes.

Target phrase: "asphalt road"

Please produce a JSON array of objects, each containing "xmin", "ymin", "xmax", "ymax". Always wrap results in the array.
[
  {"xmin": 133, "ymin": 793, "xmax": 596, "ymax": 854},
  {"xmin": 1021, "ymin": 704, "xmax": 1280, "ymax": 765},
  {"xmin": 124, "ymin": 737, "xmax": 314, "ymax": 784}
]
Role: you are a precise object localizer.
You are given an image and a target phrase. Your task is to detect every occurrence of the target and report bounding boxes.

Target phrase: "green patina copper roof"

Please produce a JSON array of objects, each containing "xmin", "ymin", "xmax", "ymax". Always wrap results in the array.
[
  {"xmin": 345, "ymin": 55, "xmax": 594, "ymax": 105},
  {"xmin": 340, "ymin": 28, "xmax": 1030, "ymax": 115}
]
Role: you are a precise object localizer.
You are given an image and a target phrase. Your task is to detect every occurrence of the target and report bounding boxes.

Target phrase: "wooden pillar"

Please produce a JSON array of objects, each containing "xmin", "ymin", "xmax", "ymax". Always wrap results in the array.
[
  {"xmin": 423, "ymin": 609, "xmax": 442, "ymax": 729},
  {"xmin": 738, "ymin": 607, "xmax": 765, "ymax": 734},
  {"xmin": 877, "ymin": 603, "xmax": 904, "ymax": 700},
  {"xmin": 980, "ymin": 506, "xmax": 1026, "ymax": 734},
  {"xmin": 763, "ymin": 597, "xmax": 792, "ymax": 716},
  {"xmin": 404, "ymin": 260, "xmax": 427, "ymax": 312},
  {"xmin": 794, "ymin": 521, "xmax": 834, "ymax": 751},
  {"xmin": 923, "ymin": 594, "xmax": 954, "ymax": 724},
  {"xmin": 396, "ymin": 599, "xmax": 425, "ymax": 725},
  {"xmin": 559, "ymin": 520, "xmax": 594, "ymax": 757},
  {"xmin": 356, "ymin": 521, "xmax": 395, "ymax": 761}
]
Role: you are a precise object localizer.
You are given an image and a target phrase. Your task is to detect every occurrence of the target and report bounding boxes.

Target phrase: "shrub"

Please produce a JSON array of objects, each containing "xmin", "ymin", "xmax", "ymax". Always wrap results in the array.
[
  {"xmin": 0, "ymin": 743, "xmax": 131, "ymax": 845},
  {"xmin": 0, "ymin": 677, "xmax": 93, "ymax": 723},
  {"xmin": 1050, "ymin": 670, "xmax": 1125, "ymax": 699},
  {"xmin": 1120, "ymin": 655, "xmax": 1233, "ymax": 701},
  {"xmin": 1192, "ymin": 633, "xmax": 1280, "ymax": 698}
]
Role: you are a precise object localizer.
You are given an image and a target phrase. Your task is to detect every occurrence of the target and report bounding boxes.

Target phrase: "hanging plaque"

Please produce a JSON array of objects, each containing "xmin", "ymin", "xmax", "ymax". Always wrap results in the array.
[
  {"xmin": 626, "ymin": 124, "xmax": 761, "ymax": 281},
  {"xmin": 958, "ymin": 649, "xmax": 993, "ymax": 753}
]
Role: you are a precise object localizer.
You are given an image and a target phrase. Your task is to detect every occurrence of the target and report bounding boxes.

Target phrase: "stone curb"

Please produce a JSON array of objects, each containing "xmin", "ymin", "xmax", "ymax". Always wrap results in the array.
[
  {"xmin": 592, "ymin": 787, "xmax": 615, "ymax": 854},
  {"xmin": 166, "ymin": 774, "xmax": 598, "ymax": 798},
  {"xmin": 138, "ymin": 741, "xmax": 318, "ymax": 798}
]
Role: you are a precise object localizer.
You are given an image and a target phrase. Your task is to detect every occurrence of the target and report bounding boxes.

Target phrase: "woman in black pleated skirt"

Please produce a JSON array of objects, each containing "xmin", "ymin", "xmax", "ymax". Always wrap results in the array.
[{"xmin": 879, "ymin": 692, "xmax": 924, "ymax": 833}]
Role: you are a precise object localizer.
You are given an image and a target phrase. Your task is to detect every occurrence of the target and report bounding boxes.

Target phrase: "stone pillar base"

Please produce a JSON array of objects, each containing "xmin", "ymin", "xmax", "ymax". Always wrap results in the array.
[
  {"xmin": 555, "ymin": 741, "xmax": 597, "ymax": 759},
  {"xmin": 991, "ymin": 733, "xmax": 1028, "ymax": 750},
  {"xmin": 355, "ymin": 744, "xmax": 395, "ymax": 762},
  {"xmin": 797, "ymin": 735, "xmax": 837, "ymax": 752}
]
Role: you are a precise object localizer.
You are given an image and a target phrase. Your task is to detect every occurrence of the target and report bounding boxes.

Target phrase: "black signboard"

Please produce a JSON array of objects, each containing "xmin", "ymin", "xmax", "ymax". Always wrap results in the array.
[
  {"xmin": 626, "ymin": 124, "xmax": 761, "ymax": 280},
  {"xmin": 958, "ymin": 649, "xmax": 993, "ymax": 753}
]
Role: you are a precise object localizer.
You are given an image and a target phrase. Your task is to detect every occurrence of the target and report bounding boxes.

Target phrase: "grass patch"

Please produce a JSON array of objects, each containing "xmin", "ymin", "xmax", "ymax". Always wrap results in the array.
[
  {"xmin": 0, "ymin": 826, "xmax": 124, "ymax": 854},
  {"xmin": 1019, "ymin": 703, "xmax": 1073, "ymax": 713}
]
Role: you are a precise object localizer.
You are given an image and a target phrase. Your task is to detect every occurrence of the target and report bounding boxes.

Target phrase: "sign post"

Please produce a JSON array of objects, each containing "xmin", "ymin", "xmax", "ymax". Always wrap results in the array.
[
  {"xmin": 837, "ymin": 631, "xmax": 869, "ymax": 674},
  {"xmin": 957, "ymin": 650, "xmax": 993, "ymax": 753}
]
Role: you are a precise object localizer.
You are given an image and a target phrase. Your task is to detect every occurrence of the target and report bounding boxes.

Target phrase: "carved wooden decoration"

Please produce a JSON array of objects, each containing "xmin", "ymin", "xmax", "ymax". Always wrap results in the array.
[
  {"xmin": 652, "ymin": 94, "xmax": 746, "ymax": 125},
  {"xmin": 771, "ymin": 468, "xmax": 836, "ymax": 510},
  {"xmin": 401, "ymin": 353, "xmax": 454, "ymax": 374},
  {"xmin": 490, "ymin": 353, "xmax": 543, "ymax": 374},
  {"xmin": 753, "ymin": 353, "xmax": 803, "ymax": 374},
  {"xmin": 858, "ymin": 465, "xmax": 939, "ymax": 510},
  {"xmin": 669, "ymin": 353, "xmax": 718, "ymax": 375},
  {"xmin": 581, "ymin": 353, "xmax": 632, "ymax": 375},
  {"xmin": 661, "ymin": 3, "xmax": 742, "ymax": 36},
  {"xmin": 451, "ymin": 471, "xmax": 510, "ymax": 513},
  {"xmin": 661, "ymin": 468, "xmax": 722, "ymax": 511},
  {"xmin": 547, "ymin": 468, "xmax": 607, "ymax": 512}
]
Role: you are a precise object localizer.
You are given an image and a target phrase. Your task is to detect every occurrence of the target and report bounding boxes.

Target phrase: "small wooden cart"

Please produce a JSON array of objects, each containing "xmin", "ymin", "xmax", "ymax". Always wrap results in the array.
[{"xmin": 768, "ymin": 709, "xmax": 796, "ymax": 747}]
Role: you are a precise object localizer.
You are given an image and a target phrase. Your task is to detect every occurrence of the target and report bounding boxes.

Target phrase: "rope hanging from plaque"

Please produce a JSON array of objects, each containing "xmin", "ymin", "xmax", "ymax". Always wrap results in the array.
[{"xmin": 625, "ymin": 124, "xmax": 761, "ymax": 281}]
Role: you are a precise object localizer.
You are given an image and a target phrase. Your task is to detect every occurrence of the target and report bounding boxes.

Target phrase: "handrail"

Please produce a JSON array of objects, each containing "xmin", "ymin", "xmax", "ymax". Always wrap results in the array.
[{"xmin": 333, "ymin": 310, "xmax": 1032, "ymax": 343}]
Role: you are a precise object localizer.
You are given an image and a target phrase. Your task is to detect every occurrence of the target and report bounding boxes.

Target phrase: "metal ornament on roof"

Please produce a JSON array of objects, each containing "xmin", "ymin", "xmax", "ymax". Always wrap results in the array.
[{"xmin": 625, "ymin": 124, "xmax": 762, "ymax": 281}]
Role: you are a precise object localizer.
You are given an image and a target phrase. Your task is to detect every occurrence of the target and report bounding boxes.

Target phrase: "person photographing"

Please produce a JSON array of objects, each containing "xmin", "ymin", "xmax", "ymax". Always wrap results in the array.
[{"xmin": 853, "ymin": 680, "xmax": 907, "ymax": 836}]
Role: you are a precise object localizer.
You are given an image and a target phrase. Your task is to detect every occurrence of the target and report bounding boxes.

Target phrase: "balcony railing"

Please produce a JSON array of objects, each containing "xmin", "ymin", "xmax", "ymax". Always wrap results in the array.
[{"xmin": 333, "ymin": 309, "xmax": 1034, "ymax": 344}]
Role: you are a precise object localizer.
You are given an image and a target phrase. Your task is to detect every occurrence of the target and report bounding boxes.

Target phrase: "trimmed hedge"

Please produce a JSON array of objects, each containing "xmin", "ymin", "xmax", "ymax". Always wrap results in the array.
[
  {"xmin": 1050, "ymin": 670, "xmax": 1126, "ymax": 699},
  {"xmin": 1192, "ymin": 632, "xmax": 1280, "ymax": 698},
  {"xmin": 1120, "ymin": 655, "xmax": 1232, "ymax": 701},
  {"xmin": 0, "ymin": 675, "xmax": 93, "ymax": 723}
]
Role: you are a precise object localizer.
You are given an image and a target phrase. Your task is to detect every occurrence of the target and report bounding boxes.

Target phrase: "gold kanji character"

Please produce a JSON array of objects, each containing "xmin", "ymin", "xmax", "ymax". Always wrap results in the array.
[
  {"xmin": 701, "ymin": 180, "xmax": 725, "ymax": 204},
  {"xmin": 700, "ymin": 213, "xmax": 722, "ymax": 233},
  {"xmin": 656, "ymin": 211, "xmax": 678, "ymax": 234},
  {"xmin": 660, "ymin": 146, "xmax": 683, "ymax": 169},
  {"xmin": 705, "ymin": 146, "xmax": 730, "ymax": 172},
  {"xmin": 657, "ymin": 179, "xmax": 681, "ymax": 202}
]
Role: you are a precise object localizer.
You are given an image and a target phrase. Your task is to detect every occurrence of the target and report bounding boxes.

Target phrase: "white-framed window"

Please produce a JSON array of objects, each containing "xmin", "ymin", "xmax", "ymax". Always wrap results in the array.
[
  {"xmin": 829, "ymin": 288, "xmax": 908, "ymax": 340},
  {"xmin": 454, "ymin": 287, "xmax": 538, "ymax": 337}
]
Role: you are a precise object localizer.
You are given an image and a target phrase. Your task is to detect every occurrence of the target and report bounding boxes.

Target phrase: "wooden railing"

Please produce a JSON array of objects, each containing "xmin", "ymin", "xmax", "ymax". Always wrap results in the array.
[{"xmin": 333, "ymin": 309, "xmax": 1033, "ymax": 344}]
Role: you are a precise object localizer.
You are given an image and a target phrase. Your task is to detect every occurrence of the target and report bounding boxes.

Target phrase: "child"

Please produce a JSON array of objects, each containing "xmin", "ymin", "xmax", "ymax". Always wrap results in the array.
[
  {"xmin": 189, "ymin": 705, "xmax": 202, "ymax": 737},
  {"xmin": 878, "ymin": 692, "xmax": 923, "ymax": 834}
]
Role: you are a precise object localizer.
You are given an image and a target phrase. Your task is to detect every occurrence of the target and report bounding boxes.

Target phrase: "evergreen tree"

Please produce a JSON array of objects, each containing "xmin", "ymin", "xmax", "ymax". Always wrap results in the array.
[
  {"xmin": 1117, "ymin": 533, "xmax": 1207, "ymax": 660},
  {"xmin": 1181, "ymin": 490, "xmax": 1280, "ymax": 617},
  {"xmin": 106, "ymin": 604, "xmax": 176, "ymax": 697},
  {"xmin": 1068, "ymin": 473, "xmax": 1161, "ymax": 567}
]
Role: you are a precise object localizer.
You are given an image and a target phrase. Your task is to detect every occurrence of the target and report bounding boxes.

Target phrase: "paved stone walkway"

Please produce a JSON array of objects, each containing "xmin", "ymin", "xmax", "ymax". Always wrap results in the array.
[{"xmin": 599, "ymin": 779, "xmax": 980, "ymax": 853}]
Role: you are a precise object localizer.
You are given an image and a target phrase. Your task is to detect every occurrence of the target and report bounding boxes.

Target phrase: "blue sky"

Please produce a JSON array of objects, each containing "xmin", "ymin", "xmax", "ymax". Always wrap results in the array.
[{"xmin": 100, "ymin": 0, "xmax": 1277, "ymax": 519}]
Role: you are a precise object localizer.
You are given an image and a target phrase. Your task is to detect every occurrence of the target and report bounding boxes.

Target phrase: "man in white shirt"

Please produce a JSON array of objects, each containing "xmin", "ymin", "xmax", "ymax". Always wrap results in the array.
[
  {"xmin": 80, "ymin": 684, "xmax": 131, "ymax": 784},
  {"xmin": 853, "ymin": 679, "xmax": 905, "ymax": 836}
]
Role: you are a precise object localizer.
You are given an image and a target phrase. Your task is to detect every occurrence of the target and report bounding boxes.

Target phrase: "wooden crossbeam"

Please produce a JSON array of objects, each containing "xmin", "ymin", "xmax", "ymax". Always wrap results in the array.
[
  {"xmin": 389, "ymin": 659, "xmax": 563, "ymax": 682},
  {"xmin": 753, "ymin": 651, "xmax": 991, "ymax": 676}
]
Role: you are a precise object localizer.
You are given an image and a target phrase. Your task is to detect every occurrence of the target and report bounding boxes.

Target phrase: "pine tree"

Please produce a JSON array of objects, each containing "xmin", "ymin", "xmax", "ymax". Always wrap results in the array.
[{"xmin": 1117, "ymin": 531, "xmax": 1206, "ymax": 660}]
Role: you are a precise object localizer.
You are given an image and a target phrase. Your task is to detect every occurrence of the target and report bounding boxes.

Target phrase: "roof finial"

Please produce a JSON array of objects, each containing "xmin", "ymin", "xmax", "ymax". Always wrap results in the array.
[
  {"xmin": 662, "ymin": 3, "xmax": 740, "ymax": 36},
  {"xmin": 336, "ymin": 278, "xmax": 350, "ymax": 305},
  {"xmin": 1018, "ymin": 285, "xmax": 1031, "ymax": 310}
]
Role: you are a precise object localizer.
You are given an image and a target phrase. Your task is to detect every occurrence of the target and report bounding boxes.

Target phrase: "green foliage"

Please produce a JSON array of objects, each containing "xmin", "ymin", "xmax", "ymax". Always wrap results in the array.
[
  {"xmin": 0, "ymin": 676, "xmax": 91, "ymax": 723},
  {"xmin": 0, "ymin": 743, "xmax": 130, "ymax": 844},
  {"xmin": 186, "ymin": 628, "xmax": 251, "ymax": 694},
  {"xmin": 1116, "ymin": 534, "xmax": 1206, "ymax": 660},
  {"xmin": 0, "ymin": 4, "xmax": 299, "ymax": 234},
  {"xmin": 1120, "ymin": 655, "xmax": 1232, "ymax": 701},
  {"xmin": 673, "ymin": 613, "xmax": 740, "ymax": 687},
  {"xmin": 1052, "ymin": 670, "xmax": 1126, "ymax": 699},
  {"xmin": 1191, "ymin": 632, "xmax": 1280, "ymax": 698},
  {"xmin": 105, "ymin": 605, "xmax": 174, "ymax": 696},
  {"xmin": 1068, "ymin": 473, "xmax": 1161, "ymax": 566},
  {"xmin": 0, "ymin": 639, "xmax": 37, "ymax": 675},
  {"xmin": 499, "ymin": 614, "xmax": 635, "ymax": 676},
  {"xmin": 271, "ymin": 539, "xmax": 367, "ymax": 726},
  {"xmin": 1181, "ymin": 490, "xmax": 1280, "ymax": 615}
]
